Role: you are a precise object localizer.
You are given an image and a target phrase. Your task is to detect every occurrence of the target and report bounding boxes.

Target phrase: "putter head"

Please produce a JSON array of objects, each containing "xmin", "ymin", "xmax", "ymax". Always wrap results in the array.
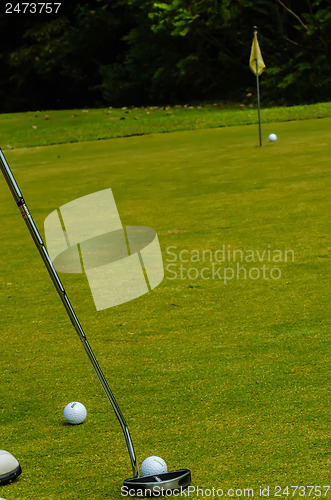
[{"xmin": 123, "ymin": 469, "xmax": 191, "ymax": 495}]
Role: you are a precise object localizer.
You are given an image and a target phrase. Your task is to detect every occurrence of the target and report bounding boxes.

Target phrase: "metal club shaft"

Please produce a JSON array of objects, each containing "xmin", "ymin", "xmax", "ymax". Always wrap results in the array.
[{"xmin": 0, "ymin": 149, "xmax": 139, "ymax": 478}]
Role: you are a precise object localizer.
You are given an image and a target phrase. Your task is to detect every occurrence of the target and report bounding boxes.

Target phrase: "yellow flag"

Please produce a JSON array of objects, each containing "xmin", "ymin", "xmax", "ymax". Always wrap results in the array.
[{"xmin": 249, "ymin": 31, "xmax": 265, "ymax": 75}]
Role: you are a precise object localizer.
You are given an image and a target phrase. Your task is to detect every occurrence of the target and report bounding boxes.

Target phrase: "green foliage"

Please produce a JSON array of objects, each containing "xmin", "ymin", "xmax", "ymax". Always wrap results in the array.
[
  {"xmin": 262, "ymin": 0, "xmax": 331, "ymax": 104},
  {"xmin": 0, "ymin": 1, "xmax": 132, "ymax": 111},
  {"xmin": 99, "ymin": 0, "xmax": 331, "ymax": 105},
  {"xmin": 0, "ymin": 0, "xmax": 330, "ymax": 110}
]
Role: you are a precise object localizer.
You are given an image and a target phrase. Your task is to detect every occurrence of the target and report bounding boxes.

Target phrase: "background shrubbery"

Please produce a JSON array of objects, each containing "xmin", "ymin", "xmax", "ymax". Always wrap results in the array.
[{"xmin": 0, "ymin": 0, "xmax": 330, "ymax": 112}]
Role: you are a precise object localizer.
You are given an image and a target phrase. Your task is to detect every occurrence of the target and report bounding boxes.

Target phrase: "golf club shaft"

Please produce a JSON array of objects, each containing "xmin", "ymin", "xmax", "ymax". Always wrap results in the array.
[{"xmin": 0, "ymin": 149, "xmax": 139, "ymax": 478}]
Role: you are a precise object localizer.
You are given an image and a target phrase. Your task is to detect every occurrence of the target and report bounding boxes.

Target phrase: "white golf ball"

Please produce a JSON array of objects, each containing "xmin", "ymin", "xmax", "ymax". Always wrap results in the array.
[
  {"xmin": 64, "ymin": 402, "xmax": 87, "ymax": 425},
  {"xmin": 141, "ymin": 456, "xmax": 167, "ymax": 477},
  {"xmin": 268, "ymin": 133, "xmax": 277, "ymax": 142},
  {"xmin": 0, "ymin": 449, "xmax": 22, "ymax": 485}
]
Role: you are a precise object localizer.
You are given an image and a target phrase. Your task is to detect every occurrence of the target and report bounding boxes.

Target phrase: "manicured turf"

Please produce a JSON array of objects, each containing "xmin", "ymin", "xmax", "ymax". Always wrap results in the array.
[
  {"xmin": 0, "ymin": 113, "xmax": 330, "ymax": 499},
  {"xmin": 0, "ymin": 101, "xmax": 330, "ymax": 149}
]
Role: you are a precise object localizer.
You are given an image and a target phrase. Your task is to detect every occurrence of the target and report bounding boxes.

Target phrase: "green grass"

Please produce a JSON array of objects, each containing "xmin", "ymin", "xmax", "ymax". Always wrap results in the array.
[
  {"xmin": 0, "ymin": 109, "xmax": 330, "ymax": 499},
  {"xmin": 0, "ymin": 101, "xmax": 330, "ymax": 149}
]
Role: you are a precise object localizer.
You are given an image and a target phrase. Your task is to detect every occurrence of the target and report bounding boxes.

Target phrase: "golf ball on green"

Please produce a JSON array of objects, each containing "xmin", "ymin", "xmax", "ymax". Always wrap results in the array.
[
  {"xmin": 64, "ymin": 402, "xmax": 87, "ymax": 424},
  {"xmin": 268, "ymin": 133, "xmax": 277, "ymax": 142},
  {"xmin": 141, "ymin": 456, "xmax": 167, "ymax": 476}
]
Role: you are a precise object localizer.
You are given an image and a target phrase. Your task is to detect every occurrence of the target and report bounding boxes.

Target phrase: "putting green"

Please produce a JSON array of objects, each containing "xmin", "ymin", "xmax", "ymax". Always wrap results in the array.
[{"xmin": 0, "ymin": 117, "xmax": 329, "ymax": 498}]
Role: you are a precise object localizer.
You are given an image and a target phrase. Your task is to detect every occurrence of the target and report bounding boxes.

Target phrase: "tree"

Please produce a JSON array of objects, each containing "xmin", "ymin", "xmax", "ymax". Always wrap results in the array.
[
  {"xmin": 144, "ymin": 0, "xmax": 331, "ymax": 104},
  {"xmin": 0, "ymin": 1, "xmax": 133, "ymax": 111},
  {"xmin": 0, "ymin": 0, "xmax": 330, "ymax": 111}
]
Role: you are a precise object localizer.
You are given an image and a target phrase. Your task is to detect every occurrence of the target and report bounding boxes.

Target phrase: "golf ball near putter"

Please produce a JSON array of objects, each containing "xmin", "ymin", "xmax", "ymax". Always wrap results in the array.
[
  {"xmin": 141, "ymin": 456, "xmax": 167, "ymax": 476},
  {"xmin": 268, "ymin": 133, "xmax": 277, "ymax": 142},
  {"xmin": 0, "ymin": 449, "xmax": 22, "ymax": 486},
  {"xmin": 64, "ymin": 402, "xmax": 87, "ymax": 424}
]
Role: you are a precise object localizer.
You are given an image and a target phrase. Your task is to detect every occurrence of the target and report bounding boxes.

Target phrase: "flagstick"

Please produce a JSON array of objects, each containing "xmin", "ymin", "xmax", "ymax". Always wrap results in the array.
[
  {"xmin": 250, "ymin": 26, "xmax": 265, "ymax": 147},
  {"xmin": 256, "ymin": 59, "xmax": 262, "ymax": 147}
]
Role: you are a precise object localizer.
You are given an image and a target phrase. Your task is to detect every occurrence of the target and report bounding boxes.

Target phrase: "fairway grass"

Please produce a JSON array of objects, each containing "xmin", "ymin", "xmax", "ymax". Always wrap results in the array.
[
  {"xmin": 0, "ymin": 117, "xmax": 330, "ymax": 499},
  {"xmin": 0, "ymin": 101, "xmax": 330, "ymax": 149}
]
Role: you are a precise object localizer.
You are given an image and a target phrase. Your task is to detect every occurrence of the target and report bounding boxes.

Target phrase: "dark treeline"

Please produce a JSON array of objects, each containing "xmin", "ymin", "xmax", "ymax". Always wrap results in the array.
[{"xmin": 0, "ymin": 0, "xmax": 330, "ymax": 112}]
